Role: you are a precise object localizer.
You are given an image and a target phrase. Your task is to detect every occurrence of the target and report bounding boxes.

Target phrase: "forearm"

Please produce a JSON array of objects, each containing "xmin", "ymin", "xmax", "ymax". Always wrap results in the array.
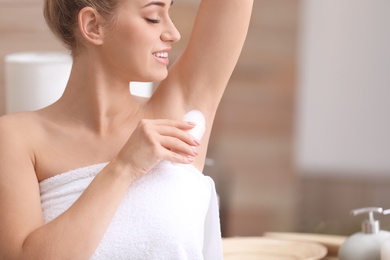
[{"xmin": 20, "ymin": 160, "xmax": 133, "ymax": 259}]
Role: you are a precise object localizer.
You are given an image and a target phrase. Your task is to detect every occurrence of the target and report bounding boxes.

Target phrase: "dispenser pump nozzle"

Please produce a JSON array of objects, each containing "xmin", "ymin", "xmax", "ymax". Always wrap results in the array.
[{"xmin": 351, "ymin": 207, "xmax": 383, "ymax": 234}]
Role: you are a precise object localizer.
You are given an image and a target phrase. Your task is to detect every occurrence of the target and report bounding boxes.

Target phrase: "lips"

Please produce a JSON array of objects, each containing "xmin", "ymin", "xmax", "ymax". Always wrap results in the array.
[{"xmin": 152, "ymin": 49, "xmax": 170, "ymax": 65}]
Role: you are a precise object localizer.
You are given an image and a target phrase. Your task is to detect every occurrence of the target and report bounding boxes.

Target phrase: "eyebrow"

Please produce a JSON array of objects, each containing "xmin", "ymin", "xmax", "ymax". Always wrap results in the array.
[{"xmin": 142, "ymin": 0, "xmax": 173, "ymax": 8}]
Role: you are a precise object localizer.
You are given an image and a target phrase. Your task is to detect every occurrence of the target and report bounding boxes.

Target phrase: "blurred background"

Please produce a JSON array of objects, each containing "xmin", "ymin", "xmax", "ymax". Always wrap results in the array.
[{"xmin": 1, "ymin": 0, "xmax": 389, "ymax": 237}]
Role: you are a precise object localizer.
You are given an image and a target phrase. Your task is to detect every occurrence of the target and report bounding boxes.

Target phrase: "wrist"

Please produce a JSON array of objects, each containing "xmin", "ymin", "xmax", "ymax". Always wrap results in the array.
[{"xmin": 108, "ymin": 157, "xmax": 138, "ymax": 184}]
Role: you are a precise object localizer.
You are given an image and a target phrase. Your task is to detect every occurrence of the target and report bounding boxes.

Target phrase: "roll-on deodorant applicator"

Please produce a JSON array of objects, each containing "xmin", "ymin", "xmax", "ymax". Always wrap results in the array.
[{"xmin": 182, "ymin": 110, "xmax": 206, "ymax": 141}]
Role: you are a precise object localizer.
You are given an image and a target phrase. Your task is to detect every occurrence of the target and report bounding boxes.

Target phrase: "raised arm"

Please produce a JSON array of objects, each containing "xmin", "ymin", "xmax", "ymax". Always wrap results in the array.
[{"xmin": 153, "ymin": 0, "xmax": 253, "ymax": 114}]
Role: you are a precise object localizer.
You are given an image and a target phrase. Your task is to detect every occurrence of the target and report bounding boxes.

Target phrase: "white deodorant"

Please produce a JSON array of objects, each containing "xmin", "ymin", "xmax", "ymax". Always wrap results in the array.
[{"xmin": 182, "ymin": 110, "xmax": 206, "ymax": 140}]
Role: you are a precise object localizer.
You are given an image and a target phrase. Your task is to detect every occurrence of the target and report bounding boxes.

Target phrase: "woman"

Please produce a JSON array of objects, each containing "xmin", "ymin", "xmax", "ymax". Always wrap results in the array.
[{"xmin": 0, "ymin": 0, "xmax": 252, "ymax": 258}]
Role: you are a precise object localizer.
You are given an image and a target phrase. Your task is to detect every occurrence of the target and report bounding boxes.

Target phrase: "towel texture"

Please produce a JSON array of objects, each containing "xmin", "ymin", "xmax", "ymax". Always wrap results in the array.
[
  {"xmin": 39, "ymin": 110, "xmax": 223, "ymax": 259},
  {"xmin": 40, "ymin": 162, "xmax": 222, "ymax": 259}
]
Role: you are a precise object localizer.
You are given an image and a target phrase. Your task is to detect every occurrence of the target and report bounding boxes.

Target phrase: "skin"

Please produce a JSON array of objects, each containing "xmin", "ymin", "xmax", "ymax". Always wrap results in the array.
[{"xmin": 0, "ymin": 0, "xmax": 253, "ymax": 258}]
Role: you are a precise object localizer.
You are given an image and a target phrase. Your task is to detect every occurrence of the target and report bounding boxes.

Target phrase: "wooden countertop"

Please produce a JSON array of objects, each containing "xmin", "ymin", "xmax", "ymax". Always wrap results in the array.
[
  {"xmin": 222, "ymin": 233, "xmax": 346, "ymax": 259},
  {"xmin": 263, "ymin": 232, "xmax": 346, "ymax": 257}
]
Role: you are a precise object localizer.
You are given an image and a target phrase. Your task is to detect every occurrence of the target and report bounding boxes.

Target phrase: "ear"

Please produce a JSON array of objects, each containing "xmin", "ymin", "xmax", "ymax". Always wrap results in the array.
[{"xmin": 78, "ymin": 7, "xmax": 104, "ymax": 46}]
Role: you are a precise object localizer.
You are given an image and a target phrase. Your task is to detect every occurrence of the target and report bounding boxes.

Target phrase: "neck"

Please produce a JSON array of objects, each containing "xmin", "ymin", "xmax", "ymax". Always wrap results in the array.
[{"xmin": 54, "ymin": 55, "xmax": 144, "ymax": 135}]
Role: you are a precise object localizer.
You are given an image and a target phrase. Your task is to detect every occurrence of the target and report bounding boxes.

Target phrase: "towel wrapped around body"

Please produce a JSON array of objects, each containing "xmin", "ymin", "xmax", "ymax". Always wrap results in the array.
[{"xmin": 39, "ymin": 161, "xmax": 222, "ymax": 259}]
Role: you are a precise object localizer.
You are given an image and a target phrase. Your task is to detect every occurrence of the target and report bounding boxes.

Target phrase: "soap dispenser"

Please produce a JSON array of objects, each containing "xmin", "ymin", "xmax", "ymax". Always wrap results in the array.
[
  {"xmin": 338, "ymin": 207, "xmax": 390, "ymax": 260},
  {"xmin": 381, "ymin": 209, "xmax": 390, "ymax": 260}
]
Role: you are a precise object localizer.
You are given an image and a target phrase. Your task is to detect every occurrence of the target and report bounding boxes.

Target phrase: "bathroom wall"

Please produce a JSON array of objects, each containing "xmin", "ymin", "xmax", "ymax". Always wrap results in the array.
[
  {"xmin": 296, "ymin": 0, "xmax": 390, "ymax": 176},
  {"xmin": 207, "ymin": 1, "xmax": 300, "ymax": 236},
  {"xmin": 0, "ymin": 0, "xmax": 300, "ymax": 236},
  {"xmin": 296, "ymin": 0, "xmax": 390, "ymax": 236}
]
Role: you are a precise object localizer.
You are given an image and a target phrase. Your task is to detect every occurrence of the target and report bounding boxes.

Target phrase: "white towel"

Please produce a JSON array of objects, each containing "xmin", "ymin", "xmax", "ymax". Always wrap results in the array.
[{"xmin": 39, "ymin": 110, "xmax": 223, "ymax": 259}]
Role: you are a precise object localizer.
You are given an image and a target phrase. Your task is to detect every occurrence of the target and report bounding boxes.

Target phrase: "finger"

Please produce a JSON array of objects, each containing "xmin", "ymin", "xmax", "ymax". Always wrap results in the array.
[
  {"xmin": 163, "ymin": 149, "xmax": 196, "ymax": 164},
  {"xmin": 155, "ymin": 125, "xmax": 201, "ymax": 146},
  {"xmin": 160, "ymin": 136, "xmax": 199, "ymax": 157},
  {"xmin": 147, "ymin": 119, "xmax": 197, "ymax": 131}
]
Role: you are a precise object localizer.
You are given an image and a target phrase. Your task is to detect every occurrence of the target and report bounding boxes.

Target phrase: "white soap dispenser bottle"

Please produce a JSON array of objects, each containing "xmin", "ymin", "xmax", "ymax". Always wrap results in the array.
[
  {"xmin": 381, "ymin": 209, "xmax": 390, "ymax": 260},
  {"xmin": 339, "ymin": 207, "xmax": 390, "ymax": 260}
]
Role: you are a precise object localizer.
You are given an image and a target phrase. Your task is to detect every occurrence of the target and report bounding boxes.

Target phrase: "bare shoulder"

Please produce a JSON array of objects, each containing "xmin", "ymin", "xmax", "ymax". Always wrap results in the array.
[
  {"xmin": 0, "ymin": 111, "xmax": 38, "ymax": 128},
  {"xmin": 0, "ymin": 112, "xmax": 41, "ymax": 143},
  {"xmin": 0, "ymin": 112, "xmax": 43, "ymax": 167}
]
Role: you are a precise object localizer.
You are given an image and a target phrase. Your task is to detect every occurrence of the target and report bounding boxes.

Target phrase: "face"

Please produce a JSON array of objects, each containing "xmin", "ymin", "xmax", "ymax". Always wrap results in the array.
[{"xmin": 99, "ymin": 0, "xmax": 181, "ymax": 83}]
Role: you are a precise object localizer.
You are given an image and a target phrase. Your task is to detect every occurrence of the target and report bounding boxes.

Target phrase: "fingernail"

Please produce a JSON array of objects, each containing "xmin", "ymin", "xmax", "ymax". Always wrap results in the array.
[
  {"xmin": 192, "ymin": 148, "xmax": 199, "ymax": 156},
  {"xmin": 194, "ymin": 138, "xmax": 201, "ymax": 145},
  {"xmin": 187, "ymin": 121, "xmax": 196, "ymax": 126}
]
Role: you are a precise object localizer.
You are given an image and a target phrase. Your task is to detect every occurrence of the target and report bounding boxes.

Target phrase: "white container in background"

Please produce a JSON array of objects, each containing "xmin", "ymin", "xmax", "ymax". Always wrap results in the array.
[
  {"xmin": 4, "ymin": 52, "xmax": 72, "ymax": 114},
  {"xmin": 130, "ymin": 81, "xmax": 154, "ymax": 98}
]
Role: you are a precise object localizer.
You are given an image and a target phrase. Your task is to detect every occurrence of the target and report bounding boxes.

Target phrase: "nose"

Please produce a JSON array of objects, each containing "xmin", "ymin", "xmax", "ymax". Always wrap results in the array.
[{"xmin": 161, "ymin": 19, "xmax": 181, "ymax": 43}]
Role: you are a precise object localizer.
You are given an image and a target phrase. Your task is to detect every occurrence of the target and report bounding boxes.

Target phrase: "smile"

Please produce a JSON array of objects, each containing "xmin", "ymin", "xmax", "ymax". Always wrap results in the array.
[{"xmin": 153, "ymin": 52, "xmax": 169, "ymax": 58}]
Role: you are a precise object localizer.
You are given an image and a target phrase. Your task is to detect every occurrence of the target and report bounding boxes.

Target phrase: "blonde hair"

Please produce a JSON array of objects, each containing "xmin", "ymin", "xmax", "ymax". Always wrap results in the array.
[{"xmin": 43, "ymin": 0, "xmax": 118, "ymax": 53}]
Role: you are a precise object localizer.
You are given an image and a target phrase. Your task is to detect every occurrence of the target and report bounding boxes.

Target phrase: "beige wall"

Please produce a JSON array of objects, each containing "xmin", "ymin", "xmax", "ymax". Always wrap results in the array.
[
  {"xmin": 208, "ymin": 0, "xmax": 299, "ymax": 236},
  {"xmin": 0, "ymin": 0, "xmax": 300, "ymax": 237}
]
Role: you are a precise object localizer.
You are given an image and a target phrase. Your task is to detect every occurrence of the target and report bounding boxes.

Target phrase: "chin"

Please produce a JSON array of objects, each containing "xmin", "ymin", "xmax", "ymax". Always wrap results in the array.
[{"xmin": 146, "ymin": 69, "xmax": 169, "ymax": 82}]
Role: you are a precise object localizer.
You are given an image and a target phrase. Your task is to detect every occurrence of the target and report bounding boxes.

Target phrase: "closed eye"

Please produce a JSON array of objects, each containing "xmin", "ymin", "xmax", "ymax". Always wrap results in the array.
[{"xmin": 145, "ymin": 18, "xmax": 161, "ymax": 24}]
